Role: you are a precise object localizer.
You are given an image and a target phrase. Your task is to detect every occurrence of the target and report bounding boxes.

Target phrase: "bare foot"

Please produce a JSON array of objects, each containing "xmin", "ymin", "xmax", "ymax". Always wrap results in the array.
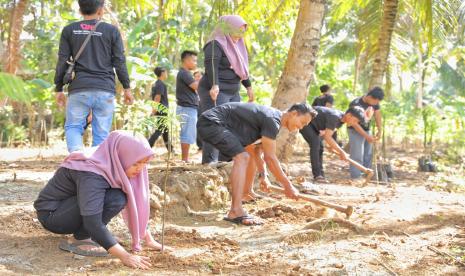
[
  {"xmin": 242, "ymin": 191, "xmax": 263, "ymax": 202},
  {"xmin": 145, "ymin": 239, "xmax": 173, "ymax": 252}
]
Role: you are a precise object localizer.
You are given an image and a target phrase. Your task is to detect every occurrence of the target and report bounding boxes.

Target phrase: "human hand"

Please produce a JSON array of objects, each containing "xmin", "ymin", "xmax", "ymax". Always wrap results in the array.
[
  {"xmin": 284, "ymin": 184, "xmax": 299, "ymax": 200},
  {"xmin": 124, "ymin": 89, "xmax": 134, "ymax": 105},
  {"xmin": 259, "ymin": 176, "xmax": 271, "ymax": 193},
  {"xmin": 121, "ymin": 254, "xmax": 152, "ymax": 269},
  {"xmin": 339, "ymin": 151, "xmax": 349, "ymax": 161},
  {"xmin": 247, "ymin": 87, "xmax": 254, "ymax": 103},
  {"xmin": 56, "ymin": 92, "xmax": 66, "ymax": 108},
  {"xmin": 210, "ymin": 85, "xmax": 219, "ymax": 102}
]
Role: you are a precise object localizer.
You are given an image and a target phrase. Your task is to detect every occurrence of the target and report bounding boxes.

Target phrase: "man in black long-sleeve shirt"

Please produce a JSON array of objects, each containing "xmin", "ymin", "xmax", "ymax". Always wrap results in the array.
[{"xmin": 54, "ymin": 0, "xmax": 134, "ymax": 152}]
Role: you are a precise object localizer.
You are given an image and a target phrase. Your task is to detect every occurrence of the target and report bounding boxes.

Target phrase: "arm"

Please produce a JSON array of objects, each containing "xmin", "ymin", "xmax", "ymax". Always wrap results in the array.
[
  {"xmin": 54, "ymin": 27, "xmax": 71, "ymax": 93},
  {"xmin": 111, "ymin": 28, "xmax": 133, "ymax": 104},
  {"xmin": 322, "ymin": 129, "xmax": 348, "ymax": 160},
  {"xmin": 261, "ymin": 136, "xmax": 298, "ymax": 199},
  {"xmin": 374, "ymin": 109, "xmax": 382, "ymax": 138},
  {"xmin": 204, "ymin": 41, "xmax": 222, "ymax": 88},
  {"xmin": 153, "ymin": 94, "xmax": 161, "ymax": 103},
  {"xmin": 189, "ymin": 80, "xmax": 199, "ymax": 92},
  {"xmin": 352, "ymin": 123, "xmax": 375, "ymax": 143},
  {"xmin": 204, "ymin": 42, "xmax": 222, "ymax": 101},
  {"xmin": 82, "ymin": 214, "xmax": 151, "ymax": 269},
  {"xmin": 54, "ymin": 28, "xmax": 71, "ymax": 107},
  {"xmin": 253, "ymin": 145, "xmax": 271, "ymax": 192},
  {"xmin": 152, "ymin": 95, "xmax": 161, "ymax": 115},
  {"xmin": 111, "ymin": 28, "xmax": 130, "ymax": 90},
  {"xmin": 241, "ymin": 79, "xmax": 254, "ymax": 102}
]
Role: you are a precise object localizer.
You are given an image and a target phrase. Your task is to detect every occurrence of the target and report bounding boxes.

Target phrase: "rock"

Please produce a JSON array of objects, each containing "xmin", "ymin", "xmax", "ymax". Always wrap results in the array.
[
  {"xmin": 212, "ymin": 267, "xmax": 222, "ymax": 274},
  {"xmin": 149, "ymin": 164, "xmax": 231, "ymax": 217}
]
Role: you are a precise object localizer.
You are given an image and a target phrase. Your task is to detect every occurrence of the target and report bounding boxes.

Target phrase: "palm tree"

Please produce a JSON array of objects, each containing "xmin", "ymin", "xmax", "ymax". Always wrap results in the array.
[
  {"xmin": 368, "ymin": 0, "xmax": 398, "ymax": 89},
  {"xmin": 271, "ymin": 0, "xmax": 326, "ymax": 160}
]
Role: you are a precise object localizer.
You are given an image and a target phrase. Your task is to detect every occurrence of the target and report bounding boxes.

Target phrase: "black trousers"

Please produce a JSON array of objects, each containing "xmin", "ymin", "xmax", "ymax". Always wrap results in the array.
[
  {"xmin": 37, "ymin": 189, "xmax": 126, "ymax": 240},
  {"xmin": 198, "ymin": 85, "xmax": 241, "ymax": 164},
  {"xmin": 300, "ymin": 125, "xmax": 325, "ymax": 178},
  {"xmin": 148, "ymin": 114, "xmax": 171, "ymax": 151}
]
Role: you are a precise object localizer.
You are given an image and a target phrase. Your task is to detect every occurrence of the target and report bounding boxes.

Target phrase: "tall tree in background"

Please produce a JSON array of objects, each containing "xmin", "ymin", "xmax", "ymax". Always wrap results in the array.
[
  {"xmin": 4, "ymin": 0, "xmax": 28, "ymax": 74},
  {"xmin": 271, "ymin": 0, "xmax": 326, "ymax": 160},
  {"xmin": 1, "ymin": 0, "xmax": 28, "ymax": 109},
  {"xmin": 368, "ymin": 0, "xmax": 398, "ymax": 89}
]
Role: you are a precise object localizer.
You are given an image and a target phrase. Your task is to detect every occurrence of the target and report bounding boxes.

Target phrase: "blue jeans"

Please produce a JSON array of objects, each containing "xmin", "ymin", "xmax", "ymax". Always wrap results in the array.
[
  {"xmin": 176, "ymin": 105, "xmax": 198, "ymax": 145},
  {"xmin": 65, "ymin": 91, "xmax": 115, "ymax": 152},
  {"xmin": 348, "ymin": 127, "xmax": 373, "ymax": 178}
]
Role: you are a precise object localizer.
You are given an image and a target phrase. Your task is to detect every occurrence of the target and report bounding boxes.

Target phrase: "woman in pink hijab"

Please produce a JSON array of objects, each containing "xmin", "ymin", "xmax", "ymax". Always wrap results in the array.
[
  {"xmin": 198, "ymin": 15, "xmax": 254, "ymax": 164},
  {"xmin": 34, "ymin": 131, "xmax": 168, "ymax": 269}
]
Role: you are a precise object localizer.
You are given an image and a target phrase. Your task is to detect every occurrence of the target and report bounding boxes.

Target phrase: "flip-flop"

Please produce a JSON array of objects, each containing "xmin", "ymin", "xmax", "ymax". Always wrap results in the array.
[
  {"xmin": 223, "ymin": 215, "xmax": 264, "ymax": 226},
  {"xmin": 59, "ymin": 240, "xmax": 108, "ymax": 257}
]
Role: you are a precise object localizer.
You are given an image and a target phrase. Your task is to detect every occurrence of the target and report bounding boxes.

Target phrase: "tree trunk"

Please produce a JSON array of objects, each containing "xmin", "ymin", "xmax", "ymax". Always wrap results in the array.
[
  {"xmin": 154, "ymin": 0, "xmax": 164, "ymax": 51},
  {"xmin": 4, "ymin": 0, "xmax": 28, "ymax": 74},
  {"xmin": 271, "ymin": 0, "xmax": 326, "ymax": 161},
  {"xmin": 416, "ymin": 44, "xmax": 424, "ymax": 108},
  {"xmin": 368, "ymin": 0, "xmax": 398, "ymax": 89}
]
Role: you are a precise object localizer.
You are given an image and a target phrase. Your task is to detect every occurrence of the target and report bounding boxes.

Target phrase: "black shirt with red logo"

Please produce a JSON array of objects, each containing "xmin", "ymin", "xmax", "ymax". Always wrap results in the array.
[{"xmin": 54, "ymin": 19, "xmax": 130, "ymax": 94}]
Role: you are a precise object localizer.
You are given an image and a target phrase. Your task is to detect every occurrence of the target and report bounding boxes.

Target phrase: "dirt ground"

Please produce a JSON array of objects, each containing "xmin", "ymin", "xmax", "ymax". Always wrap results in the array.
[{"xmin": 1, "ymin": 144, "xmax": 465, "ymax": 276}]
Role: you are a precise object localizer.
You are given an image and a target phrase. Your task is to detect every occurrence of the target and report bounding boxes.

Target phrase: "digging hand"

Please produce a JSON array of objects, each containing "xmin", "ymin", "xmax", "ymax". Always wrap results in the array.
[
  {"xmin": 259, "ymin": 176, "xmax": 271, "ymax": 193},
  {"xmin": 122, "ymin": 254, "xmax": 152, "ymax": 269},
  {"xmin": 339, "ymin": 151, "xmax": 349, "ymax": 161},
  {"xmin": 284, "ymin": 184, "xmax": 300, "ymax": 200}
]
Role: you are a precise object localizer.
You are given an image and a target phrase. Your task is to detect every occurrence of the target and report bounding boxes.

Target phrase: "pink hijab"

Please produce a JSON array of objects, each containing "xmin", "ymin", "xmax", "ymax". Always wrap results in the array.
[
  {"xmin": 207, "ymin": 15, "xmax": 249, "ymax": 80},
  {"xmin": 61, "ymin": 131, "xmax": 155, "ymax": 252}
]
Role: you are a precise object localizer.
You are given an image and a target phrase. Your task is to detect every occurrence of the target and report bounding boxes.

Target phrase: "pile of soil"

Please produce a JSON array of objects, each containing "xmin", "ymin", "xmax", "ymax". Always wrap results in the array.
[
  {"xmin": 253, "ymin": 203, "xmax": 327, "ymax": 223},
  {"xmin": 148, "ymin": 164, "xmax": 232, "ymax": 217}
]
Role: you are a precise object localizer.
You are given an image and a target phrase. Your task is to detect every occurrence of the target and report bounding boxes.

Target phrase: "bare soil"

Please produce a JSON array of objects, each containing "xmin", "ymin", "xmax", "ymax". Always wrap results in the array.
[{"xmin": 1, "ymin": 145, "xmax": 465, "ymax": 275}]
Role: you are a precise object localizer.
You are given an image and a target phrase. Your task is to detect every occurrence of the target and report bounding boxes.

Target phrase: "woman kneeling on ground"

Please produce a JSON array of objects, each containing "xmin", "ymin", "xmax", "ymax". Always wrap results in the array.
[{"xmin": 34, "ymin": 131, "xmax": 169, "ymax": 269}]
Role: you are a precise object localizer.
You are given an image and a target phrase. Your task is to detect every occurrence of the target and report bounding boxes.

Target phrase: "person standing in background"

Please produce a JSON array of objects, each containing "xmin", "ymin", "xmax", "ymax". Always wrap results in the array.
[
  {"xmin": 176, "ymin": 51, "xmax": 200, "ymax": 162},
  {"xmin": 54, "ymin": 0, "xmax": 134, "ymax": 153},
  {"xmin": 198, "ymin": 15, "xmax": 254, "ymax": 164},
  {"xmin": 312, "ymin": 85, "xmax": 334, "ymax": 108},
  {"xmin": 148, "ymin": 67, "xmax": 172, "ymax": 152},
  {"xmin": 347, "ymin": 87, "xmax": 384, "ymax": 179}
]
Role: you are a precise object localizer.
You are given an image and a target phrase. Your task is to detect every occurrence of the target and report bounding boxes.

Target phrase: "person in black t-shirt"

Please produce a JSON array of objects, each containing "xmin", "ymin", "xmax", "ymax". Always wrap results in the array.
[
  {"xmin": 198, "ymin": 102, "xmax": 317, "ymax": 225},
  {"xmin": 311, "ymin": 84, "xmax": 334, "ymax": 108},
  {"xmin": 54, "ymin": 0, "xmax": 134, "ymax": 153},
  {"xmin": 311, "ymin": 84, "xmax": 341, "ymax": 146},
  {"xmin": 176, "ymin": 50, "xmax": 200, "ymax": 162},
  {"xmin": 347, "ymin": 87, "xmax": 384, "ymax": 179},
  {"xmin": 300, "ymin": 106, "xmax": 366, "ymax": 183},
  {"xmin": 147, "ymin": 67, "xmax": 172, "ymax": 152}
]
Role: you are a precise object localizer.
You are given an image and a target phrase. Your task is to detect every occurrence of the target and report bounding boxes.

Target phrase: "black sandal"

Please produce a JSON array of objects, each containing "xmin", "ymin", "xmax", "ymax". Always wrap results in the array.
[{"xmin": 223, "ymin": 215, "xmax": 264, "ymax": 226}]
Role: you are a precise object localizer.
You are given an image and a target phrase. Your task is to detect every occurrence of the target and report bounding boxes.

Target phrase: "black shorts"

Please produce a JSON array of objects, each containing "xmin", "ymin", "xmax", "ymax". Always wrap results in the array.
[{"xmin": 197, "ymin": 117, "xmax": 245, "ymax": 159}]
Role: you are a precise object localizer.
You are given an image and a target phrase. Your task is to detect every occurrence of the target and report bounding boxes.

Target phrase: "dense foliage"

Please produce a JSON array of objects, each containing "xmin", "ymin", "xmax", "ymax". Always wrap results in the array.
[{"xmin": 0, "ymin": 0, "xmax": 464, "ymax": 162}]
